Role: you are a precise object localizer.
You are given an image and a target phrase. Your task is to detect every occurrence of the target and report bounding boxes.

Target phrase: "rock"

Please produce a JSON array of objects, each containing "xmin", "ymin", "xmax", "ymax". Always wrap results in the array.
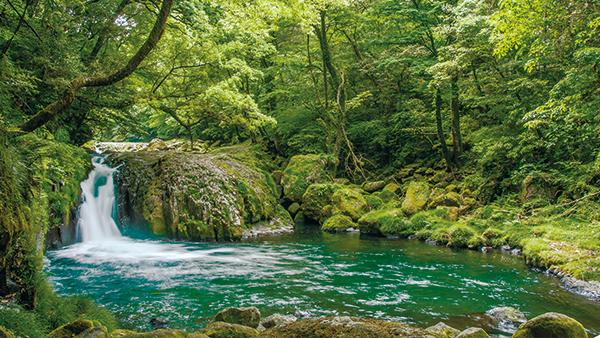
[
  {"xmin": 150, "ymin": 317, "xmax": 169, "ymax": 329},
  {"xmin": 48, "ymin": 320, "xmax": 95, "ymax": 338},
  {"xmin": 408, "ymin": 235, "xmax": 417, "ymax": 240},
  {"xmin": 110, "ymin": 148, "xmax": 281, "ymax": 240},
  {"xmin": 364, "ymin": 194, "xmax": 384, "ymax": 211},
  {"xmin": 200, "ymin": 322, "xmax": 258, "ymax": 338},
  {"xmin": 512, "ymin": 312, "xmax": 587, "ymax": 338},
  {"xmin": 362, "ymin": 181, "xmax": 386, "ymax": 193},
  {"xmin": 511, "ymin": 249, "xmax": 522, "ymax": 256},
  {"xmin": 481, "ymin": 246, "xmax": 493, "ymax": 253},
  {"xmin": 288, "ymin": 203, "xmax": 301, "ymax": 217},
  {"xmin": 429, "ymin": 192, "xmax": 461, "ymax": 208},
  {"xmin": 426, "ymin": 238, "xmax": 438, "ymax": 245},
  {"xmin": 260, "ymin": 314, "xmax": 297, "ymax": 329},
  {"xmin": 322, "ymin": 215, "xmax": 356, "ymax": 232},
  {"xmin": 446, "ymin": 184, "xmax": 457, "ymax": 192},
  {"xmin": 486, "ymin": 307, "xmax": 527, "ymax": 333},
  {"xmin": 456, "ymin": 327, "xmax": 489, "ymax": 338},
  {"xmin": 212, "ymin": 306, "xmax": 261, "ymax": 329},
  {"xmin": 188, "ymin": 333, "xmax": 210, "ymax": 338},
  {"xmin": 372, "ymin": 190, "xmax": 398, "ymax": 204},
  {"xmin": 78, "ymin": 327, "xmax": 108, "ymax": 338},
  {"xmin": 383, "ymin": 183, "xmax": 401, "ymax": 194},
  {"xmin": 144, "ymin": 138, "xmax": 168, "ymax": 151},
  {"xmin": 401, "ymin": 181, "xmax": 431, "ymax": 215},
  {"xmin": 0, "ymin": 326, "xmax": 15, "ymax": 338},
  {"xmin": 501, "ymin": 245, "xmax": 512, "ymax": 252},
  {"xmin": 109, "ymin": 329, "xmax": 186, "ymax": 337},
  {"xmin": 302, "ymin": 184, "xmax": 367, "ymax": 222},
  {"xmin": 357, "ymin": 208, "xmax": 404, "ymax": 236},
  {"xmin": 257, "ymin": 317, "xmax": 438, "ymax": 338},
  {"xmin": 271, "ymin": 171, "xmax": 283, "ymax": 185},
  {"xmin": 425, "ymin": 322, "xmax": 460, "ymax": 338},
  {"xmin": 520, "ymin": 171, "xmax": 556, "ymax": 203},
  {"xmin": 293, "ymin": 310, "xmax": 310, "ymax": 318},
  {"xmin": 281, "ymin": 155, "xmax": 330, "ymax": 202}
]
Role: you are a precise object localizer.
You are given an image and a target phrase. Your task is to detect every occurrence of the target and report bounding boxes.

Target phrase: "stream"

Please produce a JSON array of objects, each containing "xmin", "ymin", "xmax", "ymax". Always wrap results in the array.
[{"xmin": 44, "ymin": 157, "xmax": 600, "ymax": 335}]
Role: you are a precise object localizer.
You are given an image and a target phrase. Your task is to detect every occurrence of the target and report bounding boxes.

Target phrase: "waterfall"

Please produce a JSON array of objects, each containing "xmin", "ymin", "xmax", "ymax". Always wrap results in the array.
[{"xmin": 77, "ymin": 156, "xmax": 122, "ymax": 242}]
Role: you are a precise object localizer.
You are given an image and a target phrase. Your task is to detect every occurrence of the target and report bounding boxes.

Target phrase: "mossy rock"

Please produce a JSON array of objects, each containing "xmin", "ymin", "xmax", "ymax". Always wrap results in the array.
[
  {"xmin": 520, "ymin": 171, "xmax": 557, "ymax": 203},
  {"xmin": 77, "ymin": 326, "xmax": 108, "ymax": 338},
  {"xmin": 455, "ymin": 327, "xmax": 489, "ymax": 338},
  {"xmin": 48, "ymin": 320, "xmax": 96, "ymax": 338},
  {"xmin": 362, "ymin": 181, "xmax": 386, "ymax": 193},
  {"xmin": 401, "ymin": 181, "xmax": 431, "ymax": 215},
  {"xmin": 144, "ymin": 138, "xmax": 169, "ymax": 151},
  {"xmin": 188, "ymin": 333, "xmax": 210, "ymax": 338},
  {"xmin": 257, "ymin": 316, "xmax": 438, "ymax": 338},
  {"xmin": 365, "ymin": 194, "xmax": 384, "ymax": 211},
  {"xmin": 512, "ymin": 312, "xmax": 587, "ymax": 338},
  {"xmin": 383, "ymin": 183, "xmax": 401, "ymax": 194},
  {"xmin": 212, "ymin": 307, "xmax": 261, "ymax": 328},
  {"xmin": 429, "ymin": 191, "xmax": 461, "ymax": 208},
  {"xmin": 110, "ymin": 149, "xmax": 279, "ymax": 241},
  {"xmin": 281, "ymin": 154, "xmax": 330, "ymax": 202},
  {"xmin": 372, "ymin": 190, "xmax": 398, "ymax": 204},
  {"xmin": 322, "ymin": 215, "xmax": 356, "ymax": 232},
  {"xmin": 357, "ymin": 208, "xmax": 404, "ymax": 236},
  {"xmin": 200, "ymin": 322, "xmax": 259, "ymax": 338},
  {"xmin": 109, "ymin": 329, "xmax": 186, "ymax": 337},
  {"xmin": 260, "ymin": 314, "xmax": 297, "ymax": 329},
  {"xmin": 425, "ymin": 322, "xmax": 460, "ymax": 338},
  {"xmin": 288, "ymin": 203, "xmax": 301, "ymax": 216},
  {"xmin": 302, "ymin": 184, "xmax": 367, "ymax": 222},
  {"xmin": 0, "ymin": 326, "xmax": 15, "ymax": 338}
]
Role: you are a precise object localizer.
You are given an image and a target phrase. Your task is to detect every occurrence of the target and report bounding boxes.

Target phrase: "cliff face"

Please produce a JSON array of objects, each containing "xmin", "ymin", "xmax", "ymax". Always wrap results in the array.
[{"xmin": 109, "ymin": 147, "xmax": 291, "ymax": 240}]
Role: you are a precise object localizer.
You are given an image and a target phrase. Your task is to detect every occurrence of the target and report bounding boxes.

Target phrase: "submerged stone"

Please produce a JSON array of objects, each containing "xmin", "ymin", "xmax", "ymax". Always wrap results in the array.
[
  {"xmin": 212, "ymin": 306, "xmax": 261, "ymax": 329},
  {"xmin": 425, "ymin": 322, "xmax": 460, "ymax": 338},
  {"xmin": 511, "ymin": 312, "xmax": 587, "ymax": 338},
  {"xmin": 280, "ymin": 154, "xmax": 330, "ymax": 202},
  {"xmin": 486, "ymin": 306, "xmax": 527, "ymax": 333}
]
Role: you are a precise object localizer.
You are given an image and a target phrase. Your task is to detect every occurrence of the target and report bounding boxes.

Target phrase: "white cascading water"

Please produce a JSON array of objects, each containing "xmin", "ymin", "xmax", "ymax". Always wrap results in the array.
[{"xmin": 77, "ymin": 156, "xmax": 122, "ymax": 242}]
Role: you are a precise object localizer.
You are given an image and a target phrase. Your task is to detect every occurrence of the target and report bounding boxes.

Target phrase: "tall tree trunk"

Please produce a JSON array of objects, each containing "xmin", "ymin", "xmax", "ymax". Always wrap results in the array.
[
  {"xmin": 450, "ymin": 75, "xmax": 462, "ymax": 165},
  {"xmin": 435, "ymin": 88, "xmax": 453, "ymax": 170},
  {"xmin": 18, "ymin": 0, "xmax": 174, "ymax": 133}
]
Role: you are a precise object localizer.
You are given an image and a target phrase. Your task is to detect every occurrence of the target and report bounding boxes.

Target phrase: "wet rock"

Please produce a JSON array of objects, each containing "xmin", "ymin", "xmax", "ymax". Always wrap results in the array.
[
  {"xmin": 212, "ymin": 306, "xmax": 261, "ymax": 329},
  {"xmin": 362, "ymin": 181, "xmax": 386, "ymax": 193},
  {"xmin": 425, "ymin": 322, "xmax": 460, "ymax": 338},
  {"xmin": 401, "ymin": 181, "xmax": 431, "ymax": 215},
  {"xmin": 302, "ymin": 184, "xmax": 367, "ymax": 222},
  {"xmin": 293, "ymin": 310, "xmax": 310, "ymax": 318},
  {"xmin": 357, "ymin": 208, "xmax": 405, "ymax": 236},
  {"xmin": 512, "ymin": 312, "xmax": 587, "ymax": 338},
  {"xmin": 48, "ymin": 320, "xmax": 95, "ymax": 338},
  {"xmin": 486, "ymin": 306, "xmax": 527, "ymax": 333},
  {"xmin": 501, "ymin": 245, "xmax": 512, "ymax": 252},
  {"xmin": 322, "ymin": 215, "xmax": 356, "ymax": 232},
  {"xmin": 481, "ymin": 246, "xmax": 493, "ymax": 253},
  {"xmin": 408, "ymin": 235, "xmax": 417, "ymax": 240},
  {"xmin": 281, "ymin": 154, "xmax": 330, "ymax": 202},
  {"xmin": 260, "ymin": 314, "xmax": 297, "ymax": 329},
  {"xmin": 144, "ymin": 138, "xmax": 169, "ymax": 151},
  {"xmin": 150, "ymin": 317, "xmax": 169, "ymax": 329},
  {"xmin": 109, "ymin": 329, "xmax": 186, "ymax": 337},
  {"xmin": 426, "ymin": 238, "xmax": 438, "ymax": 246},
  {"xmin": 199, "ymin": 322, "xmax": 259, "ymax": 338},
  {"xmin": 511, "ymin": 249, "xmax": 522, "ymax": 256},
  {"xmin": 78, "ymin": 326, "xmax": 108, "ymax": 338},
  {"xmin": 456, "ymin": 327, "xmax": 489, "ymax": 338}
]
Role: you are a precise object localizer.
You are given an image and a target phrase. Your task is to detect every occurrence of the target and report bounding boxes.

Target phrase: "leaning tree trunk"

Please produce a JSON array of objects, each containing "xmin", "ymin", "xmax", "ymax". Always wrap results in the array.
[
  {"xmin": 18, "ymin": 0, "xmax": 174, "ymax": 133},
  {"xmin": 450, "ymin": 75, "xmax": 462, "ymax": 165},
  {"xmin": 435, "ymin": 88, "xmax": 453, "ymax": 171}
]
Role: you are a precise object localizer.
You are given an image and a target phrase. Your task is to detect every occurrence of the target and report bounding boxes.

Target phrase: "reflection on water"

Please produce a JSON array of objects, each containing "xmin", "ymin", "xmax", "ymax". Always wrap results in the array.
[{"xmin": 46, "ymin": 229, "xmax": 600, "ymax": 335}]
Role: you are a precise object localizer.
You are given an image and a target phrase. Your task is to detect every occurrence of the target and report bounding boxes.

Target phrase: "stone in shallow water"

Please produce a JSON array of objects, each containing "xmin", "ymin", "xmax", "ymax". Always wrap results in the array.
[
  {"xmin": 260, "ymin": 314, "xmax": 297, "ymax": 329},
  {"xmin": 512, "ymin": 312, "xmax": 587, "ymax": 338},
  {"xmin": 425, "ymin": 322, "xmax": 460, "ymax": 338},
  {"xmin": 199, "ymin": 322, "xmax": 259, "ymax": 338},
  {"xmin": 212, "ymin": 306, "xmax": 261, "ymax": 329},
  {"xmin": 150, "ymin": 317, "xmax": 170, "ymax": 329},
  {"xmin": 486, "ymin": 306, "xmax": 527, "ymax": 333},
  {"xmin": 455, "ymin": 327, "xmax": 490, "ymax": 338}
]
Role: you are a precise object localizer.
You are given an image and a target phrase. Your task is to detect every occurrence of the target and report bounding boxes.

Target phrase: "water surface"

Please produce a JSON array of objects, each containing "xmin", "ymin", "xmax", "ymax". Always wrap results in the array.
[{"xmin": 46, "ymin": 228, "xmax": 600, "ymax": 335}]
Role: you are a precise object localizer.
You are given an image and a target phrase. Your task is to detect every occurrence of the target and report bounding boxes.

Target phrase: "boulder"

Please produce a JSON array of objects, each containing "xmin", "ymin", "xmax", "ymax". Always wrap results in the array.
[
  {"xmin": 383, "ymin": 183, "xmax": 401, "ymax": 194},
  {"xmin": 322, "ymin": 215, "xmax": 356, "ymax": 232},
  {"xmin": 357, "ymin": 208, "xmax": 404, "ymax": 236},
  {"xmin": 48, "ymin": 320, "xmax": 95, "ymax": 338},
  {"xmin": 260, "ymin": 314, "xmax": 297, "ymax": 329},
  {"xmin": 288, "ymin": 203, "xmax": 301, "ymax": 217},
  {"xmin": 520, "ymin": 171, "xmax": 557, "ymax": 203},
  {"xmin": 401, "ymin": 181, "xmax": 431, "ymax": 215},
  {"xmin": 109, "ymin": 329, "xmax": 186, "ymax": 337},
  {"xmin": 199, "ymin": 322, "xmax": 259, "ymax": 338},
  {"xmin": 150, "ymin": 317, "xmax": 170, "ymax": 329},
  {"xmin": 78, "ymin": 327, "xmax": 108, "ymax": 338},
  {"xmin": 110, "ymin": 147, "xmax": 283, "ymax": 240},
  {"xmin": 271, "ymin": 171, "xmax": 284, "ymax": 185},
  {"xmin": 425, "ymin": 322, "xmax": 460, "ymax": 338},
  {"xmin": 281, "ymin": 155, "xmax": 330, "ymax": 202},
  {"xmin": 0, "ymin": 327, "xmax": 15, "ymax": 338},
  {"xmin": 455, "ymin": 328, "xmax": 489, "ymax": 338},
  {"xmin": 429, "ymin": 192, "xmax": 461, "ymax": 208},
  {"xmin": 302, "ymin": 184, "xmax": 367, "ymax": 223},
  {"xmin": 364, "ymin": 194, "xmax": 384, "ymax": 211},
  {"xmin": 486, "ymin": 306, "xmax": 527, "ymax": 333},
  {"xmin": 257, "ymin": 317, "xmax": 438, "ymax": 338},
  {"xmin": 144, "ymin": 138, "xmax": 169, "ymax": 151},
  {"xmin": 294, "ymin": 211, "xmax": 305, "ymax": 225},
  {"xmin": 511, "ymin": 312, "xmax": 587, "ymax": 338},
  {"xmin": 362, "ymin": 181, "xmax": 386, "ymax": 193},
  {"xmin": 372, "ymin": 190, "xmax": 398, "ymax": 204},
  {"xmin": 212, "ymin": 307, "xmax": 261, "ymax": 329}
]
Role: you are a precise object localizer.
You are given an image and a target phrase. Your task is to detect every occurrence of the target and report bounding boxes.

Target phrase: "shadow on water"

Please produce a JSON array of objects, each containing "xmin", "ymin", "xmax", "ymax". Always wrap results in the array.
[{"xmin": 46, "ymin": 224, "xmax": 600, "ymax": 335}]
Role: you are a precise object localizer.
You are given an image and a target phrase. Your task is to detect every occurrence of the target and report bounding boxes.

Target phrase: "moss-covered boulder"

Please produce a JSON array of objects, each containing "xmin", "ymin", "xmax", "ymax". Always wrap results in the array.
[
  {"xmin": 109, "ymin": 329, "xmax": 186, "ymax": 337},
  {"xmin": 280, "ymin": 155, "xmax": 330, "ymax": 202},
  {"xmin": 362, "ymin": 181, "xmax": 386, "ymax": 193},
  {"xmin": 365, "ymin": 194, "xmax": 384, "ymax": 211},
  {"xmin": 401, "ymin": 181, "xmax": 431, "ymax": 215},
  {"xmin": 260, "ymin": 314, "xmax": 297, "ymax": 329},
  {"xmin": 0, "ymin": 327, "xmax": 15, "ymax": 338},
  {"xmin": 429, "ymin": 192, "xmax": 461, "ymax": 208},
  {"xmin": 199, "ymin": 322, "xmax": 259, "ymax": 338},
  {"xmin": 302, "ymin": 184, "xmax": 367, "ymax": 223},
  {"xmin": 455, "ymin": 328, "xmax": 489, "ymax": 338},
  {"xmin": 212, "ymin": 307, "xmax": 261, "ymax": 329},
  {"xmin": 322, "ymin": 215, "xmax": 356, "ymax": 232},
  {"xmin": 77, "ymin": 326, "xmax": 108, "ymax": 338},
  {"xmin": 520, "ymin": 171, "xmax": 557, "ymax": 203},
  {"xmin": 357, "ymin": 208, "xmax": 404, "ymax": 236},
  {"xmin": 372, "ymin": 190, "xmax": 398, "ymax": 204},
  {"xmin": 110, "ymin": 147, "xmax": 286, "ymax": 240},
  {"xmin": 511, "ymin": 312, "xmax": 587, "ymax": 338},
  {"xmin": 48, "ymin": 320, "xmax": 96, "ymax": 338},
  {"xmin": 257, "ymin": 317, "xmax": 438, "ymax": 338},
  {"xmin": 383, "ymin": 183, "xmax": 401, "ymax": 194},
  {"xmin": 288, "ymin": 203, "xmax": 301, "ymax": 217},
  {"xmin": 425, "ymin": 322, "xmax": 460, "ymax": 338}
]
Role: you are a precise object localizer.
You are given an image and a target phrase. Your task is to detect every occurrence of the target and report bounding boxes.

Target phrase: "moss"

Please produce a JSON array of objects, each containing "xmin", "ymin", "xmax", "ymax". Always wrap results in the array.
[
  {"xmin": 109, "ymin": 329, "xmax": 187, "ymax": 337},
  {"xmin": 322, "ymin": 215, "xmax": 356, "ymax": 232},
  {"xmin": 383, "ymin": 183, "xmax": 401, "ymax": 194},
  {"xmin": 199, "ymin": 322, "xmax": 258, "ymax": 338},
  {"xmin": 372, "ymin": 190, "xmax": 398, "ymax": 204},
  {"xmin": 511, "ymin": 312, "xmax": 587, "ymax": 338},
  {"xmin": 364, "ymin": 194, "xmax": 384, "ymax": 211},
  {"xmin": 401, "ymin": 181, "xmax": 431, "ymax": 215},
  {"xmin": 302, "ymin": 184, "xmax": 367, "ymax": 223},
  {"xmin": 431, "ymin": 224, "xmax": 476, "ymax": 248},
  {"xmin": 47, "ymin": 320, "xmax": 96, "ymax": 338},
  {"xmin": 456, "ymin": 327, "xmax": 490, "ymax": 338},
  {"xmin": 357, "ymin": 208, "xmax": 404, "ymax": 236},
  {"xmin": 212, "ymin": 307, "xmax": 260, "ymax": 328},
  {"xmin": 281, "ymin": 154, "xmax": 330, "ymax": 202}
]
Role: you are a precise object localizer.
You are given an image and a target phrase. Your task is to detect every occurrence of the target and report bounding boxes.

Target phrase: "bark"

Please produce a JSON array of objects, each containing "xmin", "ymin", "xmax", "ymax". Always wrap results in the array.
[
  {"xmin": 450, "ymin": 75, "xmax": 463, "ymax": 165},
  {"xmin": 18, "ymin": 0, "xmax": 174, "ymax": 133},
  {"xmin": 314, "ymin": 9, "xmax": 346, "ymax": 112},
  {"xmin": 435, "ymin": 88, "xmax": 453, "ymax": 170}
]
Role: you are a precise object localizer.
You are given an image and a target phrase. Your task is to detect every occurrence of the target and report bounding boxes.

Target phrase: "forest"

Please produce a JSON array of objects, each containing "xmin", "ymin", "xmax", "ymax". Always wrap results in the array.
[{"xmin": 1, "ymin": 0, "xmax": 600, "ymax": 336}]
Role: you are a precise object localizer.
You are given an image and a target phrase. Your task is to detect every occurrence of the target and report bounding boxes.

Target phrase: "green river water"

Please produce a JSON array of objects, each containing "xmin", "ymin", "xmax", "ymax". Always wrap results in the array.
[{"xmin": 46, "ymin": 227, "xmax": 600, "ymax": 336}]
